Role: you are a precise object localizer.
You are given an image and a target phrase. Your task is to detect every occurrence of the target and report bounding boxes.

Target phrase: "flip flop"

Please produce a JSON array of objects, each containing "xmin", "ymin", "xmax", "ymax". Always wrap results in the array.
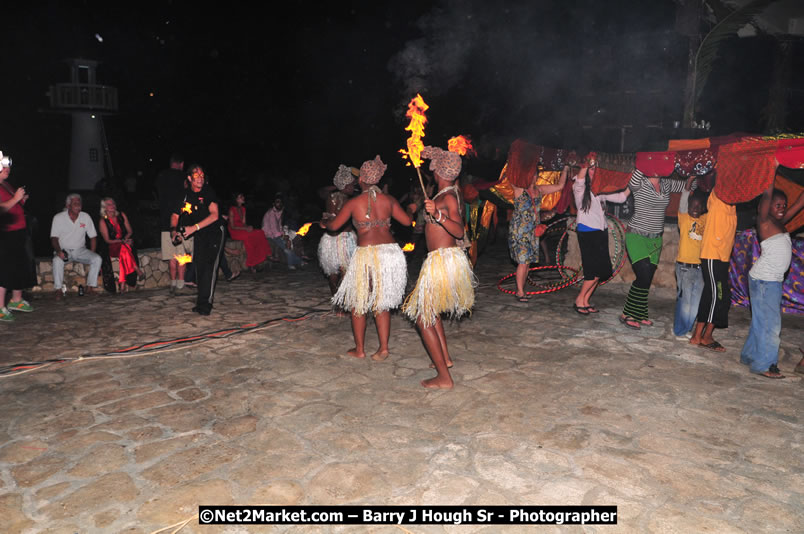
[
  {"xmin": 585, "ymin": 306, "xmax": 599, "ymax": 313},
  {"xmin": 639, "ymin": 319, "xmax": 653, "ymax": 326},
  {"xmin": 619, "ymin": 315, "xmax": 640, "ymax": 330},
  {"xmin": 515, "ymin": 294, "xmax": 530, "ymax": 303},
  {"xmin": 759, "ymin": 364, "xmax": 785, "ymax": 379},
  {"xmin": 573, "ymin": 304, "xmax": 590, "ymax": 315},
  {"xmin": 699, "ymin": 341, "xmax": 726, "ymax": 352}
]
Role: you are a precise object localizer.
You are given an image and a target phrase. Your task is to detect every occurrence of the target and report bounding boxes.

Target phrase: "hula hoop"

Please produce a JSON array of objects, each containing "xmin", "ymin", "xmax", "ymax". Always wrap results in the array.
[
  {"xmin": 555, "ymin": 214, "xmax": 627, "ymax": 287},
  {"xmin": 498, "ymin": 265, "xmax": 580, "ymax": 296},
  {"xmin": 497, "ymin": 214, "xmax": 627, "ymax": 297}
]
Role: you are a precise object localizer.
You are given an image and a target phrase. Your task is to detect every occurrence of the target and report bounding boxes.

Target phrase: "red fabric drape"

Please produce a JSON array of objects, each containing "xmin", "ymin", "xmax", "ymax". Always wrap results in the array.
[
  {"xmin": 506, "ymin": 140, "xmax": 543, "ymax": 188},
  {"xmin": 674, "ymin": 148, "xmax": 715, "ymax": 177},
  {"xmin": 714, "ymin": 137, "xmax": 778, "ymax": 204},
  {"xmin": 107, "ymin": 217, "xmax": 137, "ymax": 284},
  {"xmin": 635, "ymin": 151, "xmax": 675, "ymax": 177},
  {"xmin": 776, "ymin": 138, "xmax": 804, "ymax": 169},
  {"xmin": 592, "ymin": 167, "xmax": 631, "ymax": 195}
]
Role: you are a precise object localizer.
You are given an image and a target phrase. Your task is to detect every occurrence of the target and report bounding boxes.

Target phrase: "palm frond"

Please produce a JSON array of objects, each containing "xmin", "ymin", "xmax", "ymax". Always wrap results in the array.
[{"xmin": 693, "ymin": 0, "xmax": 781, "ymax": 102}]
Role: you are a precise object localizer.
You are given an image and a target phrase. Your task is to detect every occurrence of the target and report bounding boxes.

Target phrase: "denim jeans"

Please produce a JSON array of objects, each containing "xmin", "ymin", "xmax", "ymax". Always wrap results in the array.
[
  {"xmin": 269, "ymin": 236, "xmax": 302, "ymax": 267},
  {"xmin": 673, "ymin": 263, "xmax": 704, "ymax": 336},
  {"xmin": 740, "ymin": 276, "xmax": 783, "ymax": 374}
]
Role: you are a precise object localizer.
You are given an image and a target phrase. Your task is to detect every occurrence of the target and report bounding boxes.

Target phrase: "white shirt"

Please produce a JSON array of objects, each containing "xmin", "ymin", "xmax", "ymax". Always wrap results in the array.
[
  {"xmin": 750, "ymin": 232, "xmax": 792, "ymax": 283},
  {"xmin": 50, "ymin": 211, "xmax": 97, "ymax": 250},
  {"xmin": 572, "ymin": 175, "xmax": 629, "ymax": 231}
]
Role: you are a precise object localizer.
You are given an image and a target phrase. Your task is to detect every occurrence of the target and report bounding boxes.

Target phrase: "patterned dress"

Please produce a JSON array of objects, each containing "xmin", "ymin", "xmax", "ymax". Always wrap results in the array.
[{"xmin": 508, "ymin": 188, "xmax": 541, "ymax": 264}]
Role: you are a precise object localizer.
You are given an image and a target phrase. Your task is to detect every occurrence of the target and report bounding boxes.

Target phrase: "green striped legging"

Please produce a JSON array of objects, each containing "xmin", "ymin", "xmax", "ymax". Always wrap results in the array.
[{"xmin": 622, "ymin": 233, "xmax": 662, "ymax": 321}]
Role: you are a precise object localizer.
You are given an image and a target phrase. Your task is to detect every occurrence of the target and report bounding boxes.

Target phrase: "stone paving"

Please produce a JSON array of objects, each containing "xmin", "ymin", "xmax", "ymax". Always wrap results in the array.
[{"xmin": 1, "ymin": 240, "xmax": 802, "ymax": 533}]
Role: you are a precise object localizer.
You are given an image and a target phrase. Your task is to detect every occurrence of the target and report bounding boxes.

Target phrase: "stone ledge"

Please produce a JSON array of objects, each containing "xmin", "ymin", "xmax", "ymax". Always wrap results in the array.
[{"xmin": 32, "ymin": 240, "xmax": 246, "ymax": 293}]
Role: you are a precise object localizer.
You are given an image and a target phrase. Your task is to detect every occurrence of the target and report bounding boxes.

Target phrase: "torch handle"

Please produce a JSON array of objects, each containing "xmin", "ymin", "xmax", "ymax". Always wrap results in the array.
[{"xmin": 416, "ymin": 167, "xmax": 429, "ymax": 201}]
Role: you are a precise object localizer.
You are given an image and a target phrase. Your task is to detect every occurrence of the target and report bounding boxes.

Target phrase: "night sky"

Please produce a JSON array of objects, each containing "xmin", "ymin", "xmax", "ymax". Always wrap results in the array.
[{"xmin": 2, "ymin": 1, "xmax": 801, "ymax": 215}]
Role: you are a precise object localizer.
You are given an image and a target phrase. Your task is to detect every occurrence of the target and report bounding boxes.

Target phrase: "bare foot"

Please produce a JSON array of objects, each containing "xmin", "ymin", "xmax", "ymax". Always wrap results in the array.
[
  {"xmin": 347, "ymin": 348, "xmax": 366, "ymax": 359},
  {"xmin": 429, "ymin": 360, "xmax": 454, "ymax": 369},
  {"xmin": 371, "ymin": 350, "xmax": 390, "ymax": 361},
  {"xmin": 689, "ymin": 337, "xmax": 701, "ymax": 346},
  {"xmin": 421, "ymin": 376, "xmax": 454, "ymax": 389}
]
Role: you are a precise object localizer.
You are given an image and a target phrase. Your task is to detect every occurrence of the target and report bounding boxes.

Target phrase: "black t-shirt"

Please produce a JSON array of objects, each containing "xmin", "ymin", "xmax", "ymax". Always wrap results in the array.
[
  {"xmin": 173, "ymin": 184, "xmax": 221, "ymax": 236},
  {"xmin": 157, "ymin": 168, "xmax": 188, "ymax": 230}
]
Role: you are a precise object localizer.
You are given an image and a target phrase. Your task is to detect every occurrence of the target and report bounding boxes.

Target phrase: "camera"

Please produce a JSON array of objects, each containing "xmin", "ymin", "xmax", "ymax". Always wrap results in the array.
[
  {"xmin": 172, "ymin": 226, "xmax": 186, "ymax": 246},
  {"xmin": 0, "ymin": 151, "xmax": 11, "ymax": 169}
]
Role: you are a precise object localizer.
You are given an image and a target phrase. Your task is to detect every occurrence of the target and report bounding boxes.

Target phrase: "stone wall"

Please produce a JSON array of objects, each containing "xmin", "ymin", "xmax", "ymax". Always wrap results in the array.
[{"xmin": 32, "ymin": 240, "xmax": 246, "ymax": 293}]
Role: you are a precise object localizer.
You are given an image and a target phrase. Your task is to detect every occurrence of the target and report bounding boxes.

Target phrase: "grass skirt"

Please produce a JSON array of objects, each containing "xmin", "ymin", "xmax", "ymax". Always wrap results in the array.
[
  {"xmin": 402, "ymin": 247, "xmax": 477, "ymax": 328},
  {"xmin": 332, "ymin": 243, "xmax": 407, "ymax": 315},
  {"xmin": 318, "ymin": 231, "xmax": 357, "ymax": 276}
]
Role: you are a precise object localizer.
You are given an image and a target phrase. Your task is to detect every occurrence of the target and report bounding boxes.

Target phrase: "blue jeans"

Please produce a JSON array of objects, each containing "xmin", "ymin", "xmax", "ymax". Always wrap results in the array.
[
  {"xmin": 673, "ymin": 263, "xmax": 704, "ymax": 336},
  {"xmin": 740, "ymin": 276, "xmax": 783, "ymax": 374},
  {"xmin": 269, "ymin": 237, "xmax": 302, "ymax": 267}
]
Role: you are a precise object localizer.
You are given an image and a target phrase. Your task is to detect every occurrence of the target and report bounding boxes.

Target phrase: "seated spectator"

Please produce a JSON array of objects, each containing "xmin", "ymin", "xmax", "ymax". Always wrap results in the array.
[
  {"xmin": 98, "ymin": 197, "xmax": 144, "ymax": 293},
  {"xmin": 262, "ymin": 194, "xmax": 303, "ymax": 270},
  {"xmin": 51, "ymin": 194, "xmax": 103, "ymax": 298},
  {"xmin": 228, "ymin": 192, "xmax": 271, "ymax": 273}
]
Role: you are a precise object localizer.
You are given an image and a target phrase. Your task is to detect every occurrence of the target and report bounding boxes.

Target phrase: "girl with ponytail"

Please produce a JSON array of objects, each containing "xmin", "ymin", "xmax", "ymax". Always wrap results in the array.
[{"xmin": 571, "ymin": 154, "xmax": 631, "ymax": 314}]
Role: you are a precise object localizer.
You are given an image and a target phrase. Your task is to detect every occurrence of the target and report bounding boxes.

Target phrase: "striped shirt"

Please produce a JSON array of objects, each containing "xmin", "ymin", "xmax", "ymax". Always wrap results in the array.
[{"xmin": 628, "ymin": 169, "xmax": 685, "ymax": 235}]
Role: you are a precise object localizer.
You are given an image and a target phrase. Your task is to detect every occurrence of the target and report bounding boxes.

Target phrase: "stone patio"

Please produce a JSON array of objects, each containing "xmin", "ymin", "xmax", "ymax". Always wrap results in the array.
[{"xmin": 1, "ymin": 240, "xmax": 802, "ymax": 533}]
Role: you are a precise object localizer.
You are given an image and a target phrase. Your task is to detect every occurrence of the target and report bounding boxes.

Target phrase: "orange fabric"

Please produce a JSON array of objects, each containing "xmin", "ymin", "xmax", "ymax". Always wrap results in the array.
[
  {"xmin": 775, "ymin": 173, "xmax": 804, "ymax": 232},
  {"xmin": 535, "ymin": 170, "xmax": 562, "ymax": 211},
  {"xmin": 668, "ymin": 138, "xmax": 710, "ymax": 151},
  {"xmin": 592, "ymin": 167, "xmax": 631, "ymax": 195},
  {"xmin": 714, "ymin": 137, "xmax": 777, "ymax": 204}
]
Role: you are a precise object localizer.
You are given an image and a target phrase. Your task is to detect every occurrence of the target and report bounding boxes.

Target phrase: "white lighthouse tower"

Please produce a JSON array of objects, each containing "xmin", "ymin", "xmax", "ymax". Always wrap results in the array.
[{"xmin": 48, "ymin": 58, "xmax": 118, "ymax": 190}]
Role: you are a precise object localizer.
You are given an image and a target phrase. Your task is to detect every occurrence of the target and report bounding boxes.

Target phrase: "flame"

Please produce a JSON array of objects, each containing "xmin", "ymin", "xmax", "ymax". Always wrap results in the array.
[
  {"xmin": 448, "ymin": 135, "xmax": 476, "ymax": 157},
  {"xmin": 296, "ymin": 222, "xmax": 313, "ymax": 237},
  {"xmin": 182, "ymin": 202, "xmax": 193, "ymax": 214},
  {"xmin": 399, "ymin": 94, "xmax": 429, "ymax": 168},
  {"xmin": 174, "ymin": 254, "xmax": 192, "ymax": 265},
  {"xmin": 402, "ymin": 242, "xmax": 415, "ymax": 252}
]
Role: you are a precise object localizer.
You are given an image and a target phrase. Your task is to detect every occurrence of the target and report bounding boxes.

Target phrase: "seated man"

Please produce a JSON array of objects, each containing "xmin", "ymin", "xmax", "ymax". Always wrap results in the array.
[
  {"xmin": 261, "ymin": 194, "xmax": 303, "ymax": 270},
  {"xmin": 51, "ymin": 193, "xmax": 102, "ymax": 298}
]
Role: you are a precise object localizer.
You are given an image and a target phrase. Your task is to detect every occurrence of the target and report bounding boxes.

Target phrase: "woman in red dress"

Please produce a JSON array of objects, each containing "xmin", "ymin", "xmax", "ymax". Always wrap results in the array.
[
  {"xmin": 228, "ymin": 192, "xmax": 271, "ymax": 272},
  {"xmin": 99, "ymin": 198, "xmax": 144, "ymax": 293}
]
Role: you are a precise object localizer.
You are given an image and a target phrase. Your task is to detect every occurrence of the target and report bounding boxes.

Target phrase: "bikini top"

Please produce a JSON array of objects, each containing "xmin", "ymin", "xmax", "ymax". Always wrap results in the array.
[
  {"xmin": 354, "ymin": 217, "xmax": 391, "ymax": 229},
  {"xmin": 353, "ymin": 185, "xmax": 391, "ymax": 230}
]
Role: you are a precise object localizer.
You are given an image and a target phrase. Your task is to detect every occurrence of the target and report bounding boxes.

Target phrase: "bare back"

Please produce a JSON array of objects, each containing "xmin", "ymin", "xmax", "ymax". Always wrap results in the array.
[{"xmin": 326, "ymin": 186, "xmax": 411, "ymax": 246}]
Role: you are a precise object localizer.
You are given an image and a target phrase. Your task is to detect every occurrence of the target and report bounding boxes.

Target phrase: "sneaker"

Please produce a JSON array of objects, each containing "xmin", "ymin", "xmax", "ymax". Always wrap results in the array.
[
  {"xmin": 0, "ymin": 307, "xmax": 16, "ymax": 322},
  {"xmin": 7, "ymin": 300, "xmax": 33, "ymax": 312}
]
